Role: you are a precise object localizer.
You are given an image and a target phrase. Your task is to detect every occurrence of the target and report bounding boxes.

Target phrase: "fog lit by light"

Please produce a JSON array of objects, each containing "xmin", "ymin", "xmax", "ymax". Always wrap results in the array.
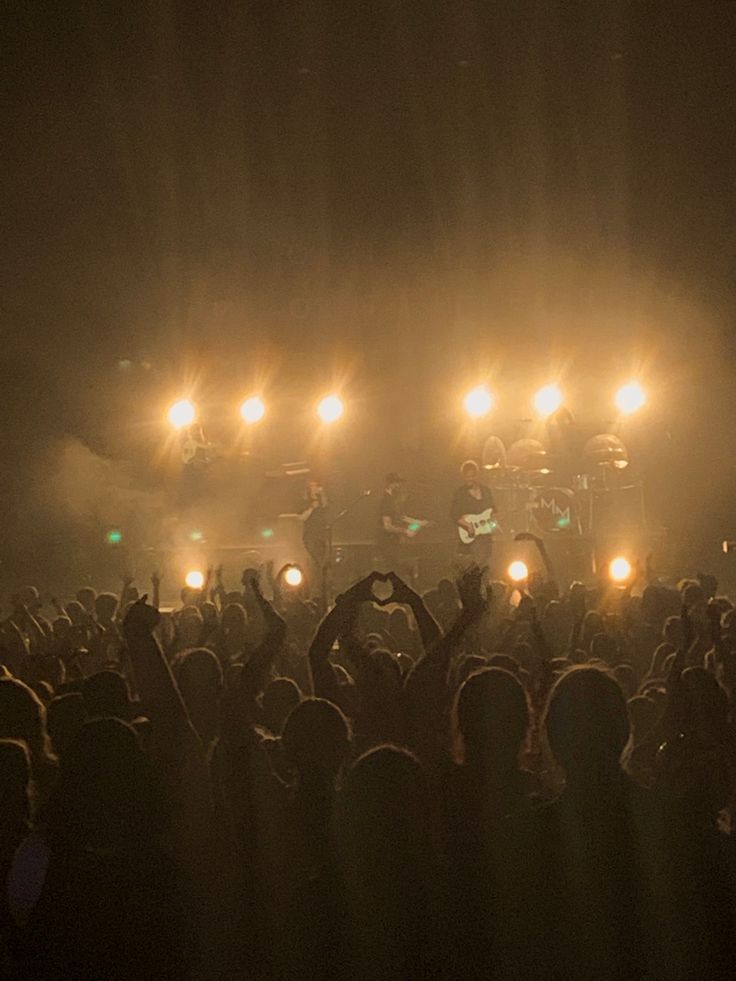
[
  {"xmin": 168, "ymin": 399, "xmax": 196, "ymax": 429},
  {"xmin": 463, "ymin": 385, "xmax": 494, "ymax": 418},
  {"xmin": 185, "ymin": 569, "xmax": 205, "ymax": 589}
]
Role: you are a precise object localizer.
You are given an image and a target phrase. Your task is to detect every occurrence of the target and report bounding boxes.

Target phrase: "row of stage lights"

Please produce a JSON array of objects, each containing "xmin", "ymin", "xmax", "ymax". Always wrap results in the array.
[
  {"xmin": 462, "ymin": 381, "xmax": 647, "ymax": 419},
  {"xmin": 167, "ymin": 393, "xmax": 344, "ymax": 429},
  {"xmin": 179, "ymin": 555, "xmax": 632, "ymax": 595},
  {"xmin": 167, "ymin": 381, "xmax": 647, "ymax": 430}
]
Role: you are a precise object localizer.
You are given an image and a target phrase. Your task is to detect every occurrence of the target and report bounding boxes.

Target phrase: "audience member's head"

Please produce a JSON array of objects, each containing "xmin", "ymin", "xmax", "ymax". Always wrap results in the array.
[
  {"xmin": 545, "ymin": 666, "xmax": 629, "ymax": 784},
  {"xmin": 0, "ymin": 678, "xmax": 53, "ymax": 765},
  {"xmin": 455, "ymin": 668, "xmax": 529, "ymax": 771},
  {"xmin": 47, "ymin": 693, "xmax": 88, "ymax": 758},
  {"xmin": 261, "ymin": 677, "xmax": 301, "ymax": 736},
  {"xmin": 95, "ymin": 592, "xmax": 118, "ymax": 623},
  {"xmin": 46, "ymin": 718, "xmax": 166, "ymax": 853},
  {"xmin": 82, "ymin": 671, "xmax": 132, "ymax": 721},
  {"xmin": 76, "ymin": 587, "xmax": 97, "ymax": 616},
  {"xmin": 281, "ymin": 698, "xmax": 352, "ymax": 784}
]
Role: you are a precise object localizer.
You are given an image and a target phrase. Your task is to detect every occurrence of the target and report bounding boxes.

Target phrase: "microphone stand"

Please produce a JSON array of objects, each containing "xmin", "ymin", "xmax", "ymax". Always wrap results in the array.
[{"xmin": 321, "ymin": 491, "xmax": 372, "ymax": 612}]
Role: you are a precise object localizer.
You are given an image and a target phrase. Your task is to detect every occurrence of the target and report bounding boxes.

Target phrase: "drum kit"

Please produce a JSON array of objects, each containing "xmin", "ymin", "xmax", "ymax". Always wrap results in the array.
[{"xmin": 481, "ymin": 433, "xmax": 641, "ymax": 537}]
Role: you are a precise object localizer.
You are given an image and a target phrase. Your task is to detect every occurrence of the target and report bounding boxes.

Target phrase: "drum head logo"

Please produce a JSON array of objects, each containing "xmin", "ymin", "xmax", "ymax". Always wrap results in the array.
[{"xmin": 539, "ymin": 493, "xmax": 572, "ymax": 531}]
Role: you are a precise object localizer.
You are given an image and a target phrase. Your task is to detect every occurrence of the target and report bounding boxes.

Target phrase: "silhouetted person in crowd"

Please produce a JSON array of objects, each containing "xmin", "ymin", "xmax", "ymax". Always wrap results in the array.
[
  {"xmin": 0, "ymin": 679, "xmax": 57, "ymax": 815},
  {"xmin": 443, "ymin": 667, "xmax": 538, "ymax": 979},
  {"xmin": 336, "ymin": 745, "xmax": 446, "ymax": 981},
  {"xmin": 9, "ymin": 718, "xmax": 185, "ymax": 979},
  {"xmin": 537, "ymin": 666, "xmax": 659, "ymax": 981}
]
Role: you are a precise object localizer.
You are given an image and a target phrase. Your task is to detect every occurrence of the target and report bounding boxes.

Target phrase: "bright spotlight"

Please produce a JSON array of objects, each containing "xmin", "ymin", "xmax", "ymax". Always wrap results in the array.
[
  {"xmin": 508, "ymin": 560, "xmax": 529, "ymax": 582},
  {"xmin": 240, "ymin": 396, "xmax": 266, "ymax": 424},
  {"xmin": 185, "ymin": 569, "xmax": 205, "ymax": 590},
  {"xmin": 609, "ymin": 557, "xmax": 632, "ymax": 583},
  {"xmin": 283, "ymin": 566, "xmax": 304, "ymax": 588},
  {"xmin": 317, "ymin": 394, "xmax": 344, "ymax": 424},
  {"xmin": 168, "ymin": 399, "xmax": 196, "ymax": 429},
  {"xmin": 463, "ymin": 385, "xmax": 493, "ymax": 418},
  {"xmin": 534, "ymin": 384, "xmax": 563, "ymax": 418},
  {"xmin": 614, "ymin": 381, "xmax": 646, "ymax": 416}
]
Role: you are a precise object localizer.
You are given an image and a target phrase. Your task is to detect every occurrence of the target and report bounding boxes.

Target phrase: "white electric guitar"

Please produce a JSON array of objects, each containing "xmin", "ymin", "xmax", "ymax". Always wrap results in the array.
[
  {"xmin": 457, "ymin": 509, "xmax": 499, "ymax": 545},
  {"xmin": 181, "ymin": 436, "xmax": 217, "ymax": 465}
]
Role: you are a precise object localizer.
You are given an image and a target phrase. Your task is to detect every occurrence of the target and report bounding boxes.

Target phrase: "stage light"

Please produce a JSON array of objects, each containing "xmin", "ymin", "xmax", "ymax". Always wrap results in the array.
[
  {"xmin": 283, "ymin": 566, "xmax": 304, "ymax": 588},
  {"xmin": 534, "ymin": 384, "xmax": 563, "ymax": 418},
  {"xmin": 614, "ymin": 381, "xmax": 646, "ymax": 416},
  {"xmin": 317, "ymin": 394, "xmax": 344, "ymax": 423},
  {"xmin": 168, "ymin": 398, "xmax": 196, "ymax": 429},
  {"xmin": 463, "ymin": 385, "xmax": 493, "ymax": 418},
  {"xmin": 240, "ymin": 396, "xmax": 266, "ymax": 424},
  {"xmin": 105, "ymin": 529, "xmax": 123, "ymax": 545},
  {"xmin": 185, "ymin": 569, "xmax": 205, "ymax": 590},
  {"xmin": 189, "ymin": 530, "xmax": 204, "ymax": 543},
  {"xmin": 609, "ymin": 557, "xmax": 632, "ymax": 583},
  {"xmin": 260, "ymin": 528, "xmax": 274, "ymax": 540},
  {"xmin": 508, "ymin": 560, "xmax": 529, "ymax": 582}
]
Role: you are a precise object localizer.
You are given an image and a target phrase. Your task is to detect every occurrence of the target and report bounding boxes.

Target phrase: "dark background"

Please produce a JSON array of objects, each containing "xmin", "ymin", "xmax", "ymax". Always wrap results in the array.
[{"xmin": 2, "ymin": 1, "xmax": 736, "ymax": 590}]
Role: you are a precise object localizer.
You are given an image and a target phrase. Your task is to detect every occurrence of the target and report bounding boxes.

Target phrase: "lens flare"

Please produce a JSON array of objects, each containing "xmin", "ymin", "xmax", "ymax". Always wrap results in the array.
[
  {"xmin": 534, "ymin": 384, "xmax": 563, "ymax": 418},
  {"xmin": 168, "ymin": 399, "xmax": 196, "ymax": 429},
  {"xmin": 609, "ymin": 557, "xmax": 632, "ymax": 583},
  {"xmin": 317, "ymin": 394, "xmax": 344, "ymax": 423},
  {"xmin": 185, "ymin": 569, "xmax": 205, "ymax": 590},
  {"xmin": 508, "ymin": 560, "xmax": 529, "ymax": 582},
  {"xmin": 283, "ymin": 566, "xmax": 304, "ymax": 587},
  {"xmin": 614, "ymin": 382, "xmax": 646, "ymax": 416},
  {"xmin": 463, "ymin": 385, "xmax": 493, "ymax": 418},
  {"xmin": 240, "ymin": 396, "xmax": 266, "ymax": 424}
]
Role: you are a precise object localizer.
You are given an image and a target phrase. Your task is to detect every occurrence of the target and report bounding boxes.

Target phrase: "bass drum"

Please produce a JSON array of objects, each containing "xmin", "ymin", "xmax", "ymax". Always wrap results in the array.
[{"xmin": 531, "ymin": 486, "xmax": 576, "ymax": 534}]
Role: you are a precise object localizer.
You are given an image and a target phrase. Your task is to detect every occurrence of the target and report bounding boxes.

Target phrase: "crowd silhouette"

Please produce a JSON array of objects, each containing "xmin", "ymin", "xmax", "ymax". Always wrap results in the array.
[{"xmin": 0, "ymin": 558, "xmax": 735, "ymax": 979}]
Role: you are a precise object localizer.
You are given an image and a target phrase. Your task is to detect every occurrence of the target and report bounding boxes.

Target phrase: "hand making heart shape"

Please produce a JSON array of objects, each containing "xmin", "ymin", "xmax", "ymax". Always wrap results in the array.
[
  {"xmin": 338, "ymin": 571, "xmax": 416, "ymax": 608},
  {"xmin": 370, "ymin": 573, "xmax": 395, "ymax": 606},
  {"xmin": 338, "ymin": 571, "xmax": 400, "ymax": 607}
]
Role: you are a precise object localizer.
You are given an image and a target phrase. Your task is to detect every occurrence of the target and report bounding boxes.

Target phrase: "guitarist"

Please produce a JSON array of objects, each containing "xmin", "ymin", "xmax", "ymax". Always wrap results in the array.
[
  {"xmin": 451, "ymin": 460, "xmax": 496, "ymax": 565},
  {"xmin": 377, "ymin": 472, "xmax": 426, "ymax": 578}
]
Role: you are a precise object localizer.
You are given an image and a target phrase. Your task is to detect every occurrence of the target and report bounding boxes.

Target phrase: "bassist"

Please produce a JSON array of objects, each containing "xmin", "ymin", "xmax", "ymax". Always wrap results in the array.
[{"xmin": 451, "ymin": 460, "xmax": 496, "ymax": 566}]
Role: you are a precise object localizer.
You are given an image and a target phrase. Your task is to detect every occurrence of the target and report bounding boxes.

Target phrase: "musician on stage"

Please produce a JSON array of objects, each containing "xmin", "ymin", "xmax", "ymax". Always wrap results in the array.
[
  {"xmin": 295, "ymin": 479, "xmax": 329, "ymax": 586},
  {"xmin": 377, "ymin": 472, "xmax": 422, "ymax": 577},
  {"xmin": 451, "ymin": 460, "xmax": 496, "ymax": 566},
  {"xmin": 178, "ymin": 423, "xmax": 212, "ymax": 506}
]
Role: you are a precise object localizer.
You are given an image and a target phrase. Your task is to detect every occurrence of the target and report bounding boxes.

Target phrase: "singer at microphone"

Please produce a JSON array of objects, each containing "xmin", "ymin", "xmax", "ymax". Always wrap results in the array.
[{"xmin": 295, "ymin": 479, "xmax": 329, "ymax": 593}]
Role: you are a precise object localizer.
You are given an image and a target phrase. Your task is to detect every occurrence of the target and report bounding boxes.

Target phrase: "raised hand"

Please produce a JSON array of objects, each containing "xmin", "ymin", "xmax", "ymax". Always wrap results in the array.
[
  {"xmin": 516, "ymin": 592, "xmax": 537, "ymax": 623},
  {"xmin": 248, "ymin": 572, "xmax": 264, "ymax": 598},
  {"xmin": 123, "ymin": 595, "xmax": 160, "ymax": 638},
  {"xmin": 456, "ymin": 564, "xmax": 489, "ymax": 620},
  {"xmin": 387, "ymin": 571, "xmax": 418, "ymax": 605},
  {"xmin": 151, "ymin": 570, "xmax": 162, "ymax": 588},
  {"xmin": 337, "ymin": 571, "xmax": 384, "ymax": 606}
]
